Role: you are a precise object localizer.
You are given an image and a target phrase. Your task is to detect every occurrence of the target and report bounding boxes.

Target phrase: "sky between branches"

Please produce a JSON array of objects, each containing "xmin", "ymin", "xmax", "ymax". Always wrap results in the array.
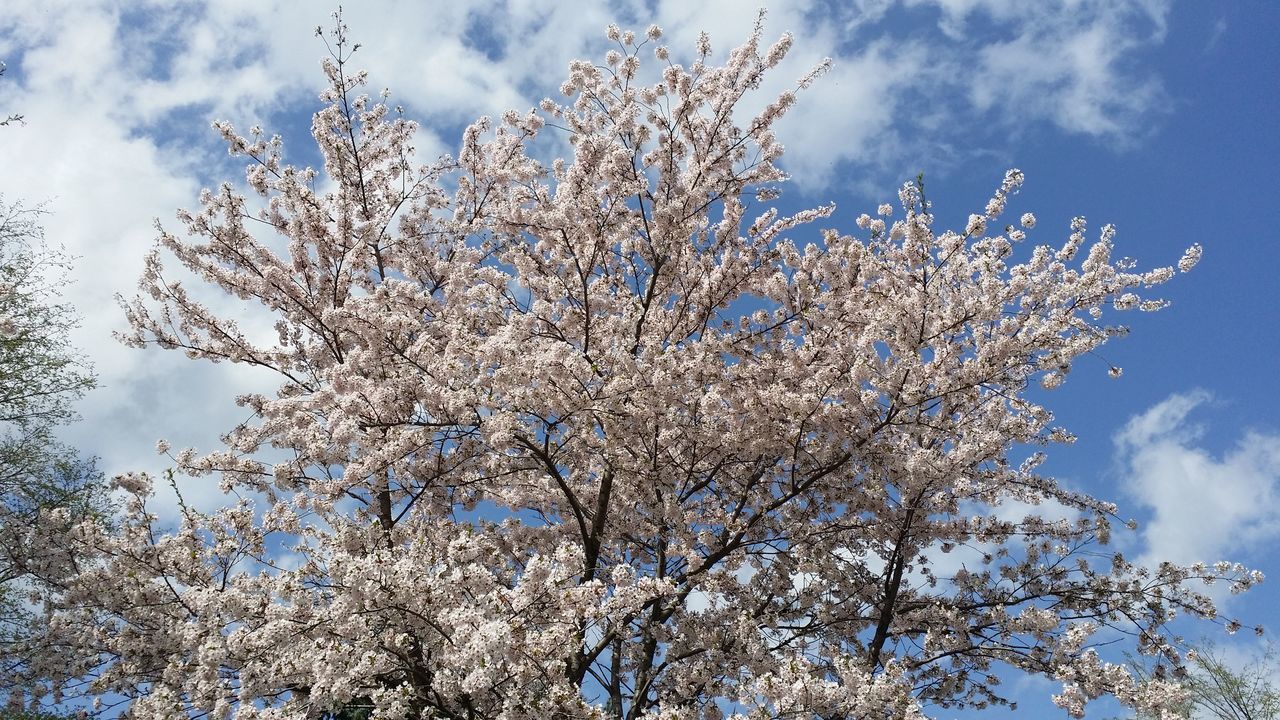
[{"xmin": 0, "ymin": 0, "xmax": 1277, "ymax": 714}]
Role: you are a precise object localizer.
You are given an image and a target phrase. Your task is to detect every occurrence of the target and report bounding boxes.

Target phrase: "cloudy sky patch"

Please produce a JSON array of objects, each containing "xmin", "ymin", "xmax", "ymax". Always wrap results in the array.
[{"xmin": 1117, "ymin": 391, "xmax": 1280, "ymax": 571}]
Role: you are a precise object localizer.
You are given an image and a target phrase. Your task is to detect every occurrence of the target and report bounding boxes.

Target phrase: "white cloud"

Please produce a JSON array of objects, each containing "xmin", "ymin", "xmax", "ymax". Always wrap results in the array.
[
  {"xmin": 1116, "ymin": 391, "xmax": 1280, "ymax": 569},
  {"xmin": 948, "ymin": 1, "xmax": 1170, "ymax": 140}
]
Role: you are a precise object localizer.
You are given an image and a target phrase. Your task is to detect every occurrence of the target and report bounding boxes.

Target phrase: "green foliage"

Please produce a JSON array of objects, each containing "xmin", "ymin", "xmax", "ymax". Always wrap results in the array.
[{"xmin": 0, "ymin": 201, "xmax": 94, "ymax": 440}]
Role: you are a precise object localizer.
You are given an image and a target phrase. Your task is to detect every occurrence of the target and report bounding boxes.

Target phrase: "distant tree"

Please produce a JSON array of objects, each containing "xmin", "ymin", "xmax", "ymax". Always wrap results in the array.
[
  {"xmin": 0, "ymin": 199, "xmax": 105, "ymax": 715},
  {"xmin": 1186, "ymin": 644, "xmax": 1280, "ymax": 720},
  {"xmin": 23, "ymin": 15, "xmax": 1260, "ymax": 720},
  {"xmin": 1127, "ymin": 643, "xmax": 1280, "ymax": 720}
]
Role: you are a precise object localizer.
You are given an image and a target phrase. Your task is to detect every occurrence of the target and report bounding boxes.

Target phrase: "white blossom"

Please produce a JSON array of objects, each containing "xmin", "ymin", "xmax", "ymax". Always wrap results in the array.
[{"xmin": 1179, "ymin": 243, "xmax": 1203, "ymax": 272}]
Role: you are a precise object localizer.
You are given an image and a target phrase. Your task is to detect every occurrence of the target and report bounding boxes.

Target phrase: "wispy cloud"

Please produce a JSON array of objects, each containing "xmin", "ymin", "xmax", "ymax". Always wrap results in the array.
[
  {"xmin": 935, "ymin": 0, "xmax": 1171, "ymax": 141},
  {"xmin": 1205, "ymin": 17, "xmax": 1228, "ymax": 53}
]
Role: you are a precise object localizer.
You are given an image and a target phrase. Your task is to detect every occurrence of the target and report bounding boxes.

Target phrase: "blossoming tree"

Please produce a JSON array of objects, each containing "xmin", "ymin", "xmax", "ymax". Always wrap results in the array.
[{"xmin": 24, "ymin": 16, "xmax": 1259, "ymax": 720}]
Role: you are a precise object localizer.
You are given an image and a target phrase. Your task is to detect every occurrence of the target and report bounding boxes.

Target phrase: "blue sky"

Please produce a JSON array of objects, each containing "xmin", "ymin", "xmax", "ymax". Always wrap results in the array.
[{"xmin": 1, "ymin": 1, "xmax": 1278, "ymax": 717}]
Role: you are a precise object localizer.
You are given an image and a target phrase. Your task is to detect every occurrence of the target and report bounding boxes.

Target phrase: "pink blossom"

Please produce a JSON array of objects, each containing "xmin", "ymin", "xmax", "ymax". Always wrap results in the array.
[{"xmin": 21, "ymin": 17, "xmax": 1254, "ymax": 720}]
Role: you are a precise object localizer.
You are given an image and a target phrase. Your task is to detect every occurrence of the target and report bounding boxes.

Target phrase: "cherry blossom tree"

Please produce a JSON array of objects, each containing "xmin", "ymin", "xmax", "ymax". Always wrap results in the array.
[{"xmin": 23, "ymin": 15, "xmax": 1260, "ymax": 720}]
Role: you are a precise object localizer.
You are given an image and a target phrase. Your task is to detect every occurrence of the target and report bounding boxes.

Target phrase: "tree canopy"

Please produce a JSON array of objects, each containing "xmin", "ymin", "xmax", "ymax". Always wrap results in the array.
[{"xmin": 21, "ymin": 16, "xmax": 1259, "ymax": 720}]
